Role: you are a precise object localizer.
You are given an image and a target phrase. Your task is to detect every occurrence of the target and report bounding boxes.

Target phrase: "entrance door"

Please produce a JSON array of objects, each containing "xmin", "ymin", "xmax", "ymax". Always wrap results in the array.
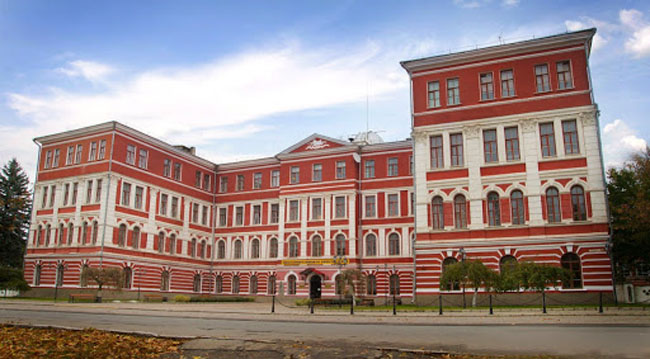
[{"xmin": 309, "ymin": 275, "xmax": 322, "ymax": 299}]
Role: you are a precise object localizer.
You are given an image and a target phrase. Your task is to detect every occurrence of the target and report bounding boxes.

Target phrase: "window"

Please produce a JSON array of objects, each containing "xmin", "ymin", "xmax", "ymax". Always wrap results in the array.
[
  {"xmin": 98, "ymin": 140, "xmax": 106, "ymax": 160},
  {"xmin": 388, "ymin": 233, "xmax": 400, "ymax": 256},
  {"xmin": 63, "ymin": 184, "xmax": 70, "ymax": 206},
  {"xmin": 562, "ymin": 120, "xmax": 579, "ymax": 154},
  {"xmin": 69, "ymin": 223, "xmax": 75, "ymax": 244},
  {"xmin": 195, "ymin": 171, "xmax": 202, "ymax": 188},
  {"xmin": 312, "ymin": 235, "xmax": 322, "ymax": 257},
  {"xmin": 500, "ymin": 255, "xmax": 518, "ymax": 274},
  {"xmin": 267, "ymin": 275, "xmax": 276, "ymax": 295},
  {"xmin": 44, "ymin": 150, "xmax": 52, "ymax": 169},
  {"xmin": 389, "ymin": 274, "xmax": 400, "ymax": 295},
  {"xmin": 86, "ymin": 180, "xmax": 93, "ymax": 204},
  {"xmin": 409, "ymin": 155, "xmax": 413, "ymax": 175},
  {"xmin": 535, "ymin": 64, "xmax": 550, "ymax": 92},
  {"xmin": 483, "ymin": 129, "xmax": 498, "ymax": 163},
  {"xmin": 232, "ymin": 275, "xmax": 240, "ymax": 294},
  {"xmin": 132, "ymin": 226, "xmax": 140, "ymax": 249},
  {"xmin": 270, "ymin": 203, "xmax": 279, "ymax": 223},
  {"xmin": 89, "ymin": 142, "xmax": 97, "ymax": 161},
  {"xmin": 366, "ymin": 274, "xmax": 377, "ymax": 295},
  {"xmin": 253, "ymin": 204, "xmax": 261, "ymax": 224},
  {"xmin": 504, "ymin": 127, "xmax": 520, "ymax": 161},
  {"xmin": 161, "ymin": 271, "xmax": 170, "ymax": 291},
  {"xmin": 387, "ymin": 157, "xmax": 398, "ymax": 176},
  {"xmin": 430, "ymin": 135, "xmax": 444, "ymax": 169},
  {"xmin": 312, "ymin": 164, "xmax": 322, "ymax": 182},
  {"xmin": 217, "ymin": 240, "xmax": 226, "ymax": 259},
  {"xmin": 160, "ymin": 194, "xmax": 168, "ymax": 216},
  {"xmin": 190, "ymin": 238, "xmax": 197, "ymax": 257},
  {"xmin": 53, "ymin": 149, "xmax": 60, "ymax": 167},
  {"xmin": 364, "ymin": 160, "xmax": 375, "ymax": 178},
  {"xmin": 33, "ymin": 264, "xmax": 42, "ymax": 286},
  {"xmin": 556, "ymin": 61, "xmax": 572, "ymax": 89},
  {"xmin": 365, "ymin": 195, "xmax": 376, "ymax": 217},
  {"xmin": 201, "ymin": 205, "xmax": 208, "ymax": 226},
  {"xmin": 218, "ymin": 207, "xmax": 226, "ymax": 226},
  {"xmin": 336, "ymin": 161, "xmax": 346, "ymax": 179},
  {"xmin": 271, "ymin": 170, "xmax": 280, "ymax": 187},
  {"xmin": 81, "ymin": 221, "xmax": 88, "ymax": 245},
  {"xmin": 447, "ymin": 78, "xmax": 460, "ymax": 105},
  {"xmin": 427, "ymin": 81, "xmax": 441, "ymax": 108},
  {"xmin": 192, "ymin": 203, "xmax": 199, "ymax": 223},
  {"xmin": 365, "ymin": 233, "xmax": 377, "ymax": 256},
  {"xmin": 215, "ymin": 275, "xmax": 223, "ymax": 293},
  {"xmin": 118, "ymin": 224, "xmax": 127, "ymax": 246},
  {"xmin": 71, "ymin": 183, "xmax": 78, "ymax": 205},
  {"xmin": 287, "ymin": 275, "xmax": 297, "ymax": 295},
  {"xmin": 289, "ymin": 200, "xmax": 299, "ymax": 221},
  {"xmin": 95, "ymin": 179, "xmax": 102, "ymax": 202},
  {"xmin": 121, "ymin": 183, "xmax": 131, "ymax": 206},
  {"xmin": 193, "ymin": 274, "xmax": 201, "ymax": 293},
  {"xmin": 234, "ymin": 240, "xmax": 242, "ymax": 259},
  {"xmin": 236, "ymin": 175, "xmax": 244, "ymax": 191},
  {"xmin": 539, "ymin": 123, "xmax": 556, "ymax": 157},
  {"xmin": 312, "ymin": 198, "xmax": 322, "ymax": 220},
  {"xmin": 173, "ymin": 163, "xmax": 181, "ymax": 181},
  {"xmin": 288, "ymin": 236, "xmax": 299, "ymax": 257},
  {"xmin": 487, "ymin": 192, "xmax": 501, "ymax": 226},
  {"xmin": 546, "ymin": 187, "xmax": 561, "ymax": 223},
  {"xmin": 290, "ymin": 166, "xmax": 300, "ymax": 184},
  {"xmin": 157, "ymin": 232, "xmax": 165, "ymax": 253},
  {"xmin": 57, "ymin": 224, "xmax": 63, "ymax": 245},
  {"xmin": 388, "ymin": 193, "xmax": 399, "ymax": 217},
  {"xmin": 49, "ymin": 185, "xmax": 56, "ymax": 207},
  {"xmin": 501, "ymin": 69, "xmax": 515, "ymax": 97},
  {"xmin": 170, "ymin": 197, "xmax": 179, "ymax": 218},
  {"xmin": 249, "ymin": 275, "xmax": 258, "ymax": 294},
  {"xmin": 134, "ymin": 186, "xmax": 143, "ymax": 209},
  {"xmin": 335, "ymin": 234, "xmax": 346, "ymax": 256},
  {"xmin": 45, "ymin": 224, "xmax": 51, "ymax": 246},
  {"xmin": 251, "ymin": 238, "xmax": 260, "ymax": 258},
  {"xmin": 450, "ymin": 133, "xmax": 463, "ymax": 166},
  {"xmin": 511, "ymin": 190, "xmax": 525, "ymax": 225},
  {"xmin": 235, "ymin": 206, "xmax": 243, "ymax": 226},
  {"xmin": 571, "ymin": 185, "xmax": 587, "ymax": 221},
  {"xmin": 66, "ymin": 146, "xmax": 74, "ymax": 165},
  {"xmin": 561, "ymin": 253, "xmax": 582, "ymax": 289},
  {"xmin": 75, "ymin": 144, "xmax": 83, "ymax": 164},
  {"xmin": 269, "ymin": 238, "xmax": 278, "ymax": 258},
  {"xmin": 169, "ymin": 234, "xmax": 176, "ymax": 255},
  {"xmin": 253, "ymin": 172, "xmax": 262, "ymax": 189},
  {"xmin": 454, "ymin": 195, "xmax": 467, "ymax": 229},
  {"xmin": 335, "ymin": 196, "xmax": 346, "ymax": 218},
  {"xmin": 203, "ymin": 174, "xmax": 210, "ymax": 191},
  {"xmin": 480, "ymin": 73, "xmax": 494, "ymax": 100},
  {"xmin": 126, "ymin": 145, "xmax": 136, "ymax": 165},
  {"xmin": 431, "ymin": 196, "xmax": 444, "ymax": 230},
  {"xmin": 219, "ymin": 177, "xmax": 228, "ymax": 193},
  {"xmin": 442, "ymin": 257, "xmax": 460, "ymax": 290}
]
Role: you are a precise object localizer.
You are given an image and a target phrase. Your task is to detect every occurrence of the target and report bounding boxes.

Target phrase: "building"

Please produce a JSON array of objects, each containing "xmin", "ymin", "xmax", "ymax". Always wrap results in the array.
[{"xmin": 24, "ymin": 28, "xmax": 613, "ymax": 301}]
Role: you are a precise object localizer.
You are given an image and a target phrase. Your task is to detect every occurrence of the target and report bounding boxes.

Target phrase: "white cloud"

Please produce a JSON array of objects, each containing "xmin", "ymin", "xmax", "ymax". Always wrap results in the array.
[
  {"xmin": 453, "ymin": 0, "xmax": 484, "ymax": 9},
  {"xmin": 564, "ymin": 19, "xmax": 609, "ymax": 52},
  {"xmin": 602, "ymin": 119, "xmax": 648, "ymax": 168},
  {"xmin": 620, "ymin": 9, "xmax": 650, "ymax": 58},
  {"xmin": 502, "ymin": 0, "xmax": 519, "ymax": 7},
  {"xmin": 55, "ymin": 60, "xmax": 115, "ymax": 82}
]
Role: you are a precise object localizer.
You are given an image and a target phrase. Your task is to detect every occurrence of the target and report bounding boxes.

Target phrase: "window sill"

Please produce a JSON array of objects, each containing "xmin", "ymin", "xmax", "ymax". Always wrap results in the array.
[
  {"xmin": 534, "ymin": 90, "xmax": 552, "ymax": 95},
  {"xmin": 501, "ymin": 94, "xmax": 517, "ymax": 99},
  {"xmin": 556, "ymin": 86, "xmax": 574, "ymax": 92},
  {"xmin": 479, "ymin": 97, "xmax": 496, "ymax": 103}
]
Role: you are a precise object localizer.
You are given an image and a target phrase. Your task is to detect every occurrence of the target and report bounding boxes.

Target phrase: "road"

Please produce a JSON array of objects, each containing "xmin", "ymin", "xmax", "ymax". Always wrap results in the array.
[{"xmin": 1, "ymin": 305, "xmax": 649, "ymax": 358}]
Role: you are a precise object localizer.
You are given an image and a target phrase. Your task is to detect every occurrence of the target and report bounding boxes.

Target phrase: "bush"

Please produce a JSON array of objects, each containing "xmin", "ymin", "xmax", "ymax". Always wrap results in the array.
[
  {"xmin": 295, "ymin": 298, "xmax": 311, "ymax": 306},
  {"xmin": 174, "ymin": 295, "xmax": 190, "ymax": 302},
  {"xmin": 188, "ymin": 296, "xmax": 254, "ymax": 303}
]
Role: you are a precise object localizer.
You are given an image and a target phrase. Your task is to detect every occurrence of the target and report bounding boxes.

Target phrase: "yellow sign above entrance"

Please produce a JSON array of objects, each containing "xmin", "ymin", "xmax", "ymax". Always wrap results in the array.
[{"xmin": 281, "ymin": 258, "xmax": 349, "ymax": 266}]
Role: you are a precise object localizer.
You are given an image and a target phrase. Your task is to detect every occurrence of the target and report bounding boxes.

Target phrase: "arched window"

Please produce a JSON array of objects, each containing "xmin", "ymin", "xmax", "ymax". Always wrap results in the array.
[
  {"xmin": 215, "ymin": 275, "xmax": 223, "ymax": 294},
  {"xmin": 132, "ymin": 227, "xmax": 140, "ymax": 249},
  {"xmin": 117, "ymin": 224, "xmax": 127, "ymax": 247},
  {"xmin": 34, "ymin": 264, "xmax": 42, "ymax": 286},
  {"xmin": 68, "ymin": 223, "xmax": 74, "ymax": 245},
  {"xmin": 234, "ymin": 240, "xmax": 242, "ymax": 259},
  {"xmin": 287, "ymin": 275, "xmax": 296, "ymax": 295},
  {"xmin": 81, "ymin": 222, "xmax": 88, "ymax": 245},
  {"xmin": 250, "ymin": 275, "xmax": 258, "ymax": 294},
  {"xmin": 366, "ymin": 274, "xmax": 377, "ymax": 295},
  {"xmin": 217, "ymin": 240, "xmax": 226, "ymax": 259},
  {"xmin": 431, "ymin": 196, "xmax": 444, "ymax": 230},
  {"xmin": 200, "ymin": 240, "xmax": 207, "ymax": 259},
  {"xmin": 546, "ymin": 187, "xmax": 561, "ymax": 223},
  {"xmin": 79, "ymin": 264, "xmax": 89, "ymax": 287},
  {"xmin": 311, "ymin": 235, "xmax": 322, "ymax": 257},
  {"xmin": 251, "ymin": 238, "xmax": 260, "ymax": 259},
  {"xmin": 55, "ymin": 264, "xmax": 65, "ymax": 287},
  {"xmin": 442, "ymin": 257, "xmax": 460, "ymax": 290},
  {"xmin": 511, "ymin": 190, "xmax": 525, "ymax": 225},
  {"xmin": 335, "ymin": 275, "xmax": 343, "ymax": 295},
  {"xmin": 335, "ymin": 234, "xmax": 346, "ymax": 256},
  {"xmin": 365, "ymin": 234, "xmax": 377, "ymax": 257},
  {"xmin": 58, "ymin": 224, "xmax": 64, "ymax": 246},
  {"xmin": 45, "ymin": 224, "xmax": 51, "ymax": 246},
  {"xmin": 232, "ymin": 275, "xmax": 240, "ymax": 294},
  {"xmin": 269, "ymin": 238, "xmax": 278, "ymax": 258},
  {"xmin": 571, "ymin": 185, "xmax": 586, "ymax": 221},
  {"xmin": 288, "ymin": 236, "xmax": 299, "ymax": 257},
  {"xmin": 389, "ymin": 274, "xmax": 400, "ymax": 295},
  {"xmin": 190, "ymin": 238, "xmax": 197, "ymax": 257},
  {"xmin": 160, "ymin": 270, "xmax": 170, "ymax": 291},
  {"xmin": 169, "ymin": 234, "xmax": 176, "ymax": 255},
  {"xmin": 193, "ymin": 273, "xmax": 201, "ymax": 292},
  {"xmin": 561, "ymin": 253, "xmax": 582, "ymax": 289},
  {"xmin": 487, "ymin": 192, "xmax": 501, "ymax": 226},
  {"xmin": 388, "ymin": 233, "xmax": 400, "ymax": 256},
  {"xmin": 157, "ymin": 232, "xmax": 165, "ymax": 253},
  {"xmin": 499, "ymin": 255, "xmax": 518, "ymax": 274},
  {"xmin": 36, "ymin": 225, "xmax": 42, "ymax": 247},
  {"xmin": 123, "ymin": 267, "xmax": 132, "ymax": 289},
  {"xmin": 454, "ymin": 195, "xmax": 467, "ymax": 229},
  {"xmin": 267, "ymin": 275, "xmax": 276, "ymax": 295},
  {"xmin": 92, "ymin": 221, "xmax": 98, "ymax": 244}
]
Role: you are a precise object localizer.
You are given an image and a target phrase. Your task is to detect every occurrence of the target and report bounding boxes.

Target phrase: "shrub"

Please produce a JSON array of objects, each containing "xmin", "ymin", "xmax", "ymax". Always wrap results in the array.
[
  {"xmin": 295, "ymin": 298, "xmax": 312, "ymax": 306},
  {"xmin": 188, "ymin": 296, "xmax": 254, "ymax": 303},
  {"xmin": 174, "ymin": 295, "xmax": 190, "ymax": 302}
]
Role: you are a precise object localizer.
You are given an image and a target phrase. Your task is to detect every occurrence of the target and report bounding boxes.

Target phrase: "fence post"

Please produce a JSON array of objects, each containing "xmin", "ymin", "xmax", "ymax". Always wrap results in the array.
[
  {"xmin": 438, "ymin": 295, "xmax": 443, "ymax": 315},
  {"xmin": 599, "ymin": 291, "xmax": 603, "ymax": 313},
  {"xmin": 310, "ymin": 299, "xmax": 314, "ymax": 314},
  {"xmin": 350, "ymin": 296, "xmax": 354, "ymax": 315},
  {"xmin": 542, "ymin": 291, "xmax": 547, "ymax": 314},
  {"xmin": 489, "ymin": 294, "xmax": 493, "ymax": 315},
  {"xmin": 392, "ymin": 293, "xmax": 397, "ymax": 316},
  {"xmin": 271, "ymin": 295, "xmax": 275, "ymax": 313}
]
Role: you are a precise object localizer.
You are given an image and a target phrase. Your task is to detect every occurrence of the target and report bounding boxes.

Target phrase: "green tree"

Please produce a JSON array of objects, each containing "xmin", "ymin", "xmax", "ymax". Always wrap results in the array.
[
  {"xmin": 80, "ymin": 267, "xmax": 124, "ymax": 301},
  {"xmin": 336, "ymin": 268, "xmax": 365, "ymax": 298},
  {"xmin": 514, "ymin": 261, "xmax": 567, "ymax": 293},
  {"xmin": 440, "ymin": 260, "xmax": 495, "ymax": 307},
  {"xmin": 0, "ymin": 266, "xmax": 30, "ymax": 295},
  {"xmin": 0, "ymin": 158, "xmax": 32, "ymax": 268}
]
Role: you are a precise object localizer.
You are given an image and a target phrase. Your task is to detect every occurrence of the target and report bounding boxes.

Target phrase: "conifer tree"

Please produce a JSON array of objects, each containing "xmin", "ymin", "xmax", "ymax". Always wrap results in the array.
[{"xmin": 0, "ymin": 158, "xmax": 32, "ymax": 268}]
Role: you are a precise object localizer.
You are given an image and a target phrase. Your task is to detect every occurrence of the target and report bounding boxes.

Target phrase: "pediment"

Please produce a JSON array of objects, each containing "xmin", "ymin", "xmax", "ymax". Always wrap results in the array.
[{"xmin": 279, "ymin": 133, "xmax": 351, "ymax": 155}]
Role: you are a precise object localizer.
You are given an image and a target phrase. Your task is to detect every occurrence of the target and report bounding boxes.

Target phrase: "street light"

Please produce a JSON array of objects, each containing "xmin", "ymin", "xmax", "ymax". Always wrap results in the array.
[
  {"xmin": 459, "ymin": 247, "xmax": 467, "ymax": 309},
  {"xmin": 392, "ymin": 265, "xmax": 397, "ymax": 315},
  {"xmin": 334, "ymin": 254, "xmax": 345, "ymax": 307}
]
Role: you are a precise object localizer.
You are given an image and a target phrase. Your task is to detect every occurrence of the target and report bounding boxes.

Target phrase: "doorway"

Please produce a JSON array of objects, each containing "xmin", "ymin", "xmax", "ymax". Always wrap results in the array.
[{"xmin": 309, "ymin": 275, "xmax": 322, "ymax": 299}]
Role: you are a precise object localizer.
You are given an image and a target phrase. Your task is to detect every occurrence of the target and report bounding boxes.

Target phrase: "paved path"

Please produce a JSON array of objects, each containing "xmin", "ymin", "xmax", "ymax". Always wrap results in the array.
[{"xmin": 2, "ymin": 300, "xmax": 650, "ymax": 358}]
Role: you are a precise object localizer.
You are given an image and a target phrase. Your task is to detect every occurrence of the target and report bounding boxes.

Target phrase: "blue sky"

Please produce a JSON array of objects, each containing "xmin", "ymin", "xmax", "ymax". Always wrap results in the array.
[{"xmin": 1, "ymin": 0, "xmax": 650, "ymax": 180}]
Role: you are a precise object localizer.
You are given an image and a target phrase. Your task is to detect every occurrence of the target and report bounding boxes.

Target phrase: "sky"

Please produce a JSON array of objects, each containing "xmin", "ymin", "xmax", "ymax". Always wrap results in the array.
[{"xmin": 1, "ymin": 0, "xmax": 650, "ymax": 181}]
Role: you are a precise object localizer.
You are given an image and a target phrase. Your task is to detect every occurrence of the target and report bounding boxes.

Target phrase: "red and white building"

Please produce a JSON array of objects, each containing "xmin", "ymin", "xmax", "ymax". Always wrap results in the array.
[{"xmin": 24, "ymin": 28, "xmax": 613, "ymax": 300}]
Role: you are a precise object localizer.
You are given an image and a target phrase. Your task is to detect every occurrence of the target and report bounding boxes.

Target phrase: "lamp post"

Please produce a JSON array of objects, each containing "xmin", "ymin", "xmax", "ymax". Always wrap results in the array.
[
  {"xmin": 459, "ymin": 247, "xmax": 467, "ymax": 309},
  {"xmin": 384, "ymin": 263, "xmax": 388, "ymax": 306},
  {"xmin": 53, "ymin": 263, "xmax": 66, "ymax": 303},
  {"xmin": 334, "ymin": 254, "xmax": 345, "ymax": 307},
  {"xmin": 392, "ymin": 265, "xmax": 397, "ymax": 315}
]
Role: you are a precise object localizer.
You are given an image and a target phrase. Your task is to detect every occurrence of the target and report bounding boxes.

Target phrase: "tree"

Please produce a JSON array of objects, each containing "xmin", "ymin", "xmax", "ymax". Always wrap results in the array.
[
  {"xmin": 336, "ymin": 269, "xmax": 365, "ymax": 299},
  {"xmin": 0, "ymin": 158, "xmax": 32, "ymax": 268},
  {"xmin": 514, "ymin": 261, "xmax": 567, "ymax": 293},
  {"xmin": 440, "ymin": 260, "xmax": 495, "ymax": 307},
  {"xmin": 80, "ymin": 267, "xmax": 124, "ymax": 301},
  {"xmin": 0, "ymin": 266, "xmax": 30, "ymax": 295}
]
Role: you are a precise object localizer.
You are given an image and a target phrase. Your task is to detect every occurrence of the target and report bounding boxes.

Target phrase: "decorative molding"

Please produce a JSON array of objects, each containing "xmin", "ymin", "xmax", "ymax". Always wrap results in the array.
[{"xmin": 463, "ymin": 125, "xmax": 480, "ymax": 138}]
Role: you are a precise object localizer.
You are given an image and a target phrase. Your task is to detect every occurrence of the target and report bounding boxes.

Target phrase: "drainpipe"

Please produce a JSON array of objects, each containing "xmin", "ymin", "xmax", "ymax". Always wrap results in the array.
[
  {"xmin": 209, "ymin": 165, "xmax": 217, "ymax": 293},
  {"xmin": 409, "ymin": 76, "xmax": 418, "ymax": 304},
  {"xmin": 99, "ymin": 122, "xmax": 117, "ymax": 268},
  {"xmin": 29, "ymin": 139, "xmax": 43, "ymax": 273}
]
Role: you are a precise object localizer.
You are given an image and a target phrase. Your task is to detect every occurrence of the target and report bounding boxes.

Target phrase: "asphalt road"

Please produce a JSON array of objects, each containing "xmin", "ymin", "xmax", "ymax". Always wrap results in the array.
[{"xmin": 2, "ymin": 307, "xmax": 649, "ymax": 358}]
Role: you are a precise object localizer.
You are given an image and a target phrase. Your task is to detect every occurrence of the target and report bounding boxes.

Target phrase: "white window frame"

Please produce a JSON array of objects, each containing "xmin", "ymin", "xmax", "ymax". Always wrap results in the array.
[{"xmin": 386, "ymin": 192, "xmax": 400, "ymax": 217}]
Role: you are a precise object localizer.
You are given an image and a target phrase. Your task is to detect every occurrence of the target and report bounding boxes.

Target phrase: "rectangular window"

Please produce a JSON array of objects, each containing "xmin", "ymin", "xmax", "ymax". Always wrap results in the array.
[
  {"xmin": 170, "ymin": 197, "xmax": 179, "ymax": 218},
  {"xmin": 41, "ymin": 186, "xmax": 48, "ymax": 208},
  {"xmin": 270, "ymin": 203, "xmax": 279, "ymax": 223},
  {"xmin": 336, "ymin": 161, "xmax": 346, "ymax": 179},
  {"xmin": 483, "ymin": 129, "xmax": 498, "ymax": 163},
  {"xmin": 52, "ymin": 149, "xmax": 60, "ymax": 168},
  {"xmin": 501, "ymin": 69, "xmax": 515, "ymax": 97},
  {"xmin": 160, "ymin": 194, "xmax": 168, "ymax": 216},
  {"xmin": 253, "ymin": 205, "xmax": 261, "ymax": 225},
  {"xmin": 365, "ymin": 160, "xmax": 375, "ymax": 178},
  {"xmin": 562, "ymin": 119, "xmax": 579, "ymax": 154},
  {"xmin": 312, "ymin": 163, "xmax": 322, "ymax": 182},
  {"xmin": 540, "ymin": 122, "xmax": 556, "ymax": 157},
  {"xmin": 95, "ymin": 179, "xmax": 102, "ymax": 202},
  {"xmin": 409, "ymin": 155, "xmax": 413, "ymax": 175},
  {"xmin": 63, "ymin": 184, "xmax": 70, "ymax": 206},
  {"xmin": 450, "ymin": 133, "xmax": 464, "ymax": 166},
  {"xmin": 271, "ymin": 170, "xmax": 280, "ymax": 187},
  {"xmin": 312, "ymin": 198, "xmax": 322, "ymax": 220},
  {"xmin": 86, "ymin": 180, "xmax": 93, "ymax": 204},
  {"xmin": 126, "ymin": 145, "xmax": 136, "ymax": 165},
  {"xmin": 387, "ymin": 157, "xmax": 398, "ymax": 177},
  {"xmin": 253, "ymin": 172, "xmax": 262, "ymax": 189},
  {"xmin": 365, "ymin": 195, "xmax": 376, "ymax": 217},
  {"xmin": 236, "ymin": 174, "xmax": 245, "ymax": 191},
  {"xmin": 335, "ymin": 196, "xmax": 346, "ymax": 218},
  {"xmin": 535, "ymin": 64, "xmax": 550, "ymax": 92},
  {"xmin": 201, "ymin": 205, "xmax": 208, "ymax": 225},
  {"xmin": 203, "ymin": 174, "xmax": 210, "ymax": 191},
  {"xmin": 163, "ymin": 159, "xmax": 171, "ymax": 177},
  {"xmin": 430, "ymin": 135, "xmax": 443, "ymax": 169},
  {"xmin": 71, "ymin": 182, "xmax": 78, "ymax": 205},
  {"xmin": 75, "ymin": 144, "xmax": 83, "ymax": 164},
  {"xmin": 480, "ymin": 73, "xmax": 494, "ymax": 100},
  {"xmin": 218, "ymin": 207, "xmax": 227, "ymax": 226},
  {"xmin": 447, "ymin": 78, "xmax": 460, "ymax": 105},
  {"xmin": 219, "ymin": 177, "xmax": 228, "ymax": 193},
  {"xmin": 235, "ymin": 207, "xmax": 244, "ymax": 225},
  {"xmin": 192, "ymin": 203, "xmax": 199, "ymax": 223},
  {"xmin": 195, "ymin": 171, "xmax": 202, "ymax": 188},
  {"xmin": 388, "ymin": 193, "xmax": 399, "ymax": 217},
  {"xmin": 44, "ymin": 150, "xmax": 52, "ymax": 169},
  {"xmin": 98, "ymin": 140, "xmax": 106, "ymax": 160},
  {"xmin": 505, "ymin": 126, "xmax": 520, "ymax": 161},
  {"xmin": 66, "ymin": 146, "xmax": 74, "ymax": 165},
  {"xmin": 134, "ymin": 186, "xmax": 143, "ymax": 209},
  {"xmin": 556, "ymin": 61, "xmax": 572, "ymax": 89},
  {"xmin": 289, "ymin": 200, "xmax": 299, "ymax": 221},
  {"xmin": 427, "ymin": 81, "xmax": 441, "ymax": 108},
  {"xmin": 121, "ymin": 183, "xmax": 131, "ymax": 206},
  {"xmin": 173, "ymin": 163, "xmax": 181, "ymax": 180},
  {"xmin": 49, "ymin": 185, "xmax": 56, "ymax": 207},
  {"xmin": 138, "ymin": 149, "xmax": 148, "ymax": 169},
  {"xmin": 290, "ymin": 166, "xmax": 300, "ymax": 184},
  {"xmin": 89, "ymin": 142, "xmax": 97, "ymax": 161}
]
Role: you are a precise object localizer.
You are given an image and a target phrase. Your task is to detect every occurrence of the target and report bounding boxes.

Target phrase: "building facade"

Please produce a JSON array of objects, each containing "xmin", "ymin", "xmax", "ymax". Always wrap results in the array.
[{"xmin": 24, "ymin": 28, "xmax": 613, "ymax": 300}]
